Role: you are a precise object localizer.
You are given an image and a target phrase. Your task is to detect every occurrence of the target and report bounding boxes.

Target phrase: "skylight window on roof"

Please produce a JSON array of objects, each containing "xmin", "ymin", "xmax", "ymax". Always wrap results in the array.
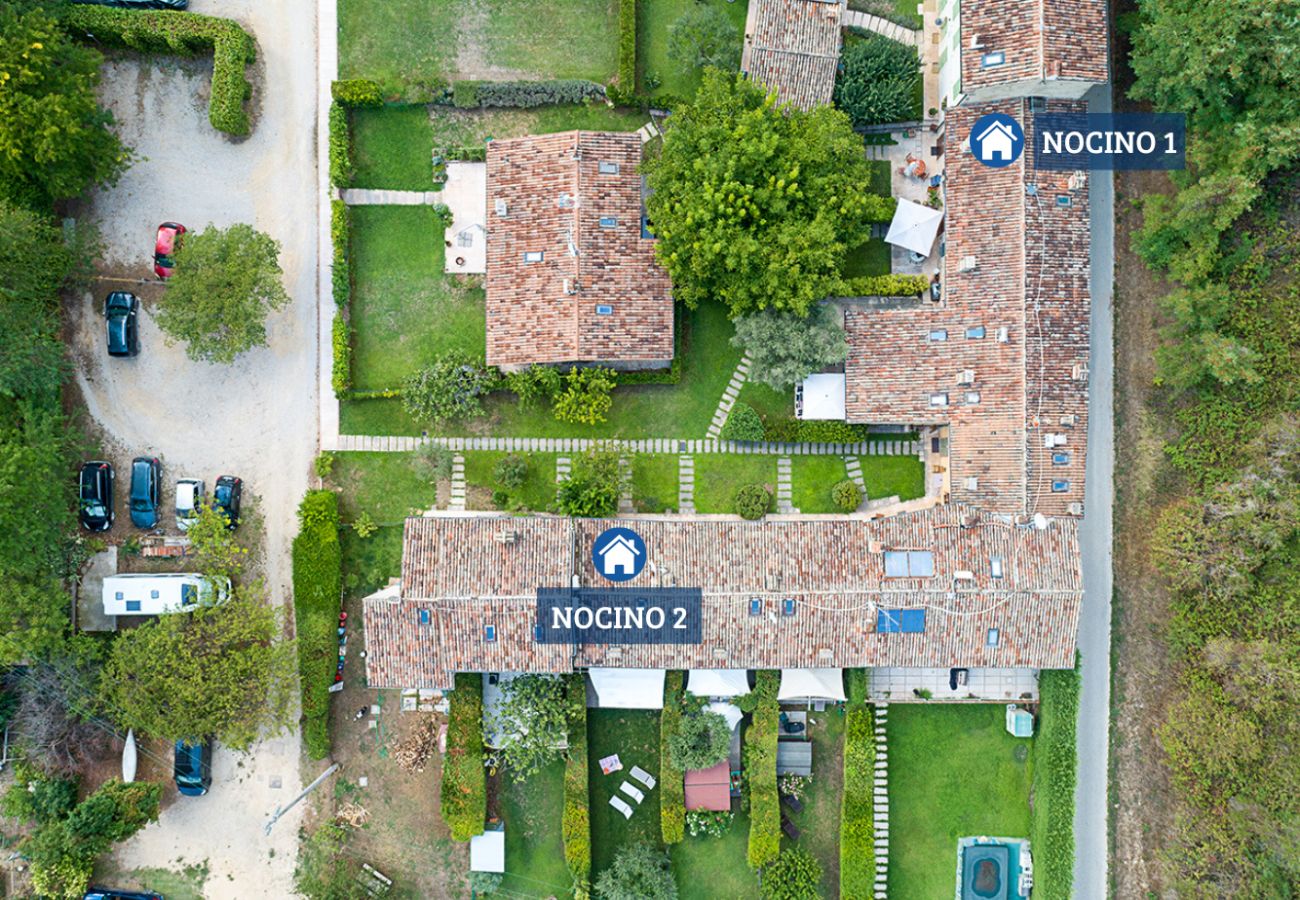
[
  {"xmin": 523, "ymin": 251, "xmax": 543, "ymax": 263},
  {"xmin": 782, "ymin": 599, "xmax": 796, "ymax": 617},
  {"xmin": 595, "ymin": 304, "xmax": 613, "ymax": 315},
  {"xmin": 598, "ymin": 161, "xmax": 620, "ymax": 175},
  {"xmin": 749, "ymin": 598, "xmax": 762, "ymax": 616},
  {"xmin": 484, "ymin": 625, "xmax": 497, "ymax": 642},
  {"xmin": 929, "ymin": 329, "xmax": 948, "ymax": 342},
  {"xmin": 1052, "ymin": 480, "xmax": 1070, "ymax": 492},
  {"xmin": 929, "ymin": 392, "xmax": 949, "ymax": 408},
  {"xmin": 599, "ymin": 216, "xmax": 617, "ymax": 228},
  {"xmin": 1052, "ymin": 451, "xmax": 1070, "ymax": 466},
  {"xmin": 981, "ymin": 51, "xmax": 1005, "ymax": 68},
  {"xmin": 884, "ymin": 550, "xmax": 934, "ymax": 577},
  {"xmin": 1056, "ymin": 194, "xmax": 1072, "ymax": 207},
  {"xmin": 966, "ymin": 325, "xmax": 986, "ymax": 339},
  {"xmin": 990, "ymin": 557, "xmax": 1004, "ymax": 579},
  {"xmin": 987, "ymin": 627, "xmax": 1000, "ymax": 646},
  {"xmin": 877, "ymin": 609, "xmax": 926, "ymax": 633},
  {"xmin": 418, "ymin": 609, "xmax": 431, "ymax": 625}
]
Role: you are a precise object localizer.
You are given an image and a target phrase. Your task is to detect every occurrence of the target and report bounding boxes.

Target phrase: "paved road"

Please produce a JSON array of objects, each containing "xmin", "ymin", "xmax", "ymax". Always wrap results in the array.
[
  {"xmin": 73, "ymin": 0, "xmax": 320, "ymax": 895},
  {"xmin": 1074, "ymin": 82, "xmax": 1116, "ymax": 900}
]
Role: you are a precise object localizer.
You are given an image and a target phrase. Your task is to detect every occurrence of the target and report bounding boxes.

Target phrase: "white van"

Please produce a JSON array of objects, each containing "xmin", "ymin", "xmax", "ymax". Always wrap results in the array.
[{"xmin": 102, "ymin": 573, "xmax": 231, "ymax": 616}]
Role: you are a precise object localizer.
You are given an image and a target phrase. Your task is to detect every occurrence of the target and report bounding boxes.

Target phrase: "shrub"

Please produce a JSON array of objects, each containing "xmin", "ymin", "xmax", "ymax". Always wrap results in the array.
[
  {"xmin": 402, "ymin": 353, "xmax": 497, "ymax": 424},
  {"xmin": 563, "ymin": 675, "xmax": 591, "ymax": 895},
  {"xmin": 761, "ymin": 848, "xmax": 822, "ymax": 899},
  {"xmin": 796, "ymin": 420, "xmax": 873, "ymax": 443},
  {"xmin": 734, "ymin": 484, "xmax": 772, "ymax": 520},
  {"xmin": 330, "ymin": 200, "xmax": 349, "ymax": 305},
  {"xmin": 331, "ymin": 78, "xmax": 383, "ymax": 107},
  {"xmin": 745, "ymin": 671, "xmax": 780, "ymax": 868},
  {"xmin": 494, "ymin": 454, "xmax": 529, "ymax": 490},
  {"xmin": 60, "ymin": 6, "xmax": 256, "ymax": 136},
  {"xmin": 840, "ymin": 704, "xmax": 876, "ymax": 898},
  {"xmin": 832, "ymin": 479, "xmax": 862, "ymax": 512},
  {"xmin": 1031, "ymin": 665, "xmax": 1080, "ymax": 900},
  {"xmin": 0, "ymin": 764, "xmax": 76, "ymax": 824},
  {"xmin": 291, "ymin": 489, "xmax": 342, "ymax": 759},
  {"xmin": 721, "ymin": 402, "xmax": 765, "ymax": 442},
  {"xmin": 660, "ymin": 671, "xmax": 686, "ymax": 844},
  {"xmin": 834, "ymin": 32, "xmax": 922, "ymax": 128},
  {"xmin": 556, "ymin": 449, "xmax": 621, "ymax": 517},
  {"xmin": 595, "ymin": 843, "xmax": 678, "ymax": 900},
  {"xmin": 452, "ymin": 79, "xmax": 606, "ymax": 109},
  {"xmin": 442, "ymin": 673, "xmax": 487, "ymax": 841},
  {"xmin": 667, "ymin": 6, "xmax": 741, "ymax": 73},
  {"xmin": 618, "ymin": 0, "xmax": 638, "ymax": 89},
  {"xmin": 732, "ymin": 305, "xmax": 848, "ymax": 392},
  {"xmin": 505, "ymin": 366, "xmax": 562, "ymax": 411},
  {"xmin": 328, "ymin": 103, "xmax": 352, "ymax": 189},
  {"xmin": 685, "ymin": 808, "xmax": 733, "ymax": 837},
  {"xmin": 668, "ymin": 708, "xmax": 731, "ymax": 770},
  {"xmin": 763, "ymin": 417, "xmax": 799, "ymax": 443},
  {"xmin": 331, "ymin": 314, "xmax": 351, "ymax": 398},
  {"xmin": 553, "ymin": 366, "xmax": 616, "ymax": 425},
  {"xmin": 314, "ymin": 452, "xmax": 336, "ymax": 479},
  {"xmin": 839, "ymin": 273, "xmax": 928, "ymax": 296}
]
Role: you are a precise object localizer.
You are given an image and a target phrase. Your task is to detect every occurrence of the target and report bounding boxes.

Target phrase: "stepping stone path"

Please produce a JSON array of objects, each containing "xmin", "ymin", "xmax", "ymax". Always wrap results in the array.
[
  {"xmin": 449, "ymin": 454, "xmax": 466, "ymax": 511},
  {"xmin": 844, "ymin": 455, "xmax": 869, "ymax": 510},
  {"xmin": 635, "ymin": 120, "xmax": 661, "ymax": 144},
  {"xmin": 841, "ymin": 9, "xmax": 922, "ymax": 47},
  {"xmin": 776, "ymin": 457, "xmax": 797, "ymax": 513},
  {"xmin": 677, "ymin": 455, "xmax": 696, "ymax": 514},
  {"xmin": 555, "ymin": 456, "xmax": 571, "ymax": 502},
  {"xmin": 706, "ymin": 356, "xmax": 752, "ymax": 440},
  {"xmin": 339, "ymin": 188, "xmax": 442, "ymax": 206},
  {"xmin": 873, "ymin": 702, "xmax": 890, "ymax": 898},
  {"xmin": 618, "ymin": 457, "xmax": 634, "ymax": 514}
]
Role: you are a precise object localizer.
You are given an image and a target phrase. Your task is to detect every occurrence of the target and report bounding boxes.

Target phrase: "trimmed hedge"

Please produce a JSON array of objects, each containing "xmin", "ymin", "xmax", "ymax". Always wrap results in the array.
[
  {"xmin": 764, "ymin": 419, "xmax": 875, "ymax": 444},
  {"xmin": 291, "ymin": 490, "xmax": 342, "ymax": 759},
  {"xmin": 331, "ymin": 315, "xmax": 351, "ymax": 398},
  {"xmin": 60, "ymin": 6, "xmax": 256, "ymax": 136},
  {"xmin": 441, "ymin": 673, "xmax": 487, "ymax": 841},
  {"xmin": 617, "ymin": 0, "xmax": 637, "ymax": 89},
  {"xmin": 330, "ymin": 200, "xmax": 350, "ymax": 306},
  {"xmin": 735, "ymin": 484, "xmax": 772, "ymax": 520},
  {"xmin": 745, "ymin": 671, "xmax": 780, "ymax": 869},
  {"xmin": 721, "ymin": 402, "xmax": 765, "ymax": 442},
  {"xmin": 329, "ymin": 103, "xmax": 352, "ymax": 189},
  {"xmin": 660, "ymin": 671, "xmax": 686, "ymax": 844},
  {"xmin": 840, "ymin": 274, "xmax": 930, "ymax": 297},
  {"xmin": 563, "ymin": 675, "xmax": 592, "ymax": 898},
  {"xmin": 331, "ymin": 78, "xmax": 384, "ymax": 108},
  {"xmin": 452, "ymin": 79, "xmax": 606, "ymax": 109},
  {"xmin": 840, "ymin": 702, "xmax": 876, "ymax": 899},
  {"xmin": 1030, "ymin": 665, "xmax": 1080, "ymax": 900}
]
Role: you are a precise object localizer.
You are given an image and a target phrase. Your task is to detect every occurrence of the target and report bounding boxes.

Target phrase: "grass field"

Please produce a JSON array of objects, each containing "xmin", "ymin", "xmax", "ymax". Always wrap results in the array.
[
  {"xmin": 348, "ymin": 206, "xmax": 486, "ymax": 391},
  {"xmin": 588, "ymin": 709, "xmax": 662, "ymax": 880},
  {"xmin": 783, "ymin": 710, "xmax": 845, "ymax": 895},
  {"xmin": 886, "ymin": 704, "xmax": 1033, "ymax": 900},
  {"xmin": 791, "ymin": 455, "xmax": 850, "ymax": 513},
  {"xmin": 330, "ymin": 451, "xmax": 443, "ymax": 524},
  {"xmin": 692, "ymin": 455, "xmax": 777, "ymax": 514},
  {"xmin": 843, "ymin": 238, "xmax": 892, "ymax": 278},
  {"xmin": 868, "ymin": 158, "xmax": 892, "ymax": 197},
  {"xmin": 464, "ymin": 451, "xmax": 558, "ymax": 512},
  {"xmin": 671, "ymin": 809, "xmax": 759, "ymax": 899},
  {"xmin": 639, "ymin": 0, "xmax": 749, "ymax": 99},
  {"xmin": 738, "ymin": 380, "xmax": 794, "ymax": 427},
  {"xmin": 428, "ymin": 104, "xmax": 648, "ymax": 149},
  {"xmin": 338, "ymin": 0, "xmax": 456, "ymax": 92},
  {"xmin": 862, "ymin": 455, "xmax": 924, "ymax": 502},
  {"xmin": 631, "ymin": 454, "xmax": 680, "ymax": 513},
  {"xmin": 350, "ymin": 106, "xmax": 435, "ymax": 190},
  {"xmin": 499, "ymin": 758, "xmax": 573, "ymax": 898}
]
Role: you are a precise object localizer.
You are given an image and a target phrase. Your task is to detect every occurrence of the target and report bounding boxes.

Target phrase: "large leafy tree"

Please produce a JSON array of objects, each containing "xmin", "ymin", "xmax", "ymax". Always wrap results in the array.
[
  {"xmin": 100, "ymin": 591, "xmax": 296, "ymax": 748},
  {"xmin": 645, "ymin": 71, "xmax": 892, "ymax": 317},
  {"xmin": 594, "ymin": 843, "xmax": 678, "ymax": 900},
  {"xmin": 731, "ymin": 303, "xmax": 847, "ymax": 391},
  {"xmin": 666, "ymin": 7, "xmax": 740, "ymax": 73},
  {"xmin": 154, "ymin": 224, "xmax": 291, "ymax": 364},
  {"xmin": 833, "ymin": 34, "xmax": 921, "ymax": 128},
  {"xmin": 0, "ymin": 5, "xmax": 130, "ymax": 208},
  {"xmin": 667, "ymin": 708, "xmax": 731, "ymax": 770},
  {"xmin": 488, "ymin": 674, "xmax": 569, "ymax": 781}
]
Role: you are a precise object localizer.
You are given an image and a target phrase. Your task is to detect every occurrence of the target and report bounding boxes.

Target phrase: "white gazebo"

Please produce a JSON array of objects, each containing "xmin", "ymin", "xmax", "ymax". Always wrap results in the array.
[
  {"xmin": 777, "ymin": 668, "xmax": 847, "ymax": 703},
  {"xmin": 796, "ymin": 372, "xmax": 846, "ymax": 420},
  {"xmin": 686, "ymin": 669, "xmax": 751, "ymax": 699},
  {"xmin": 588, "ymin": 668, "xmax": 666, "ymax": 709},
  {"xmin": 884, "ymin": 197, "xmax": 944, "ymax": 257}
]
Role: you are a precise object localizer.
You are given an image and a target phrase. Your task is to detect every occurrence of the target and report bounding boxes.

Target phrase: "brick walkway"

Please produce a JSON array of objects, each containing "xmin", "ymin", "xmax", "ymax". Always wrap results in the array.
[
  {"xmin": 677, "ymin": 455, "xmax": 695, "ymax": 514},
  {"xmin": 706, "ymin": 355, "xmax": 752, "ymax": 440},
  {"xmin": 842, "ymin": 9, "xmax": 921, "ymax": 46},
  {"xmin": 327, "ymin": 433, "xmax": 920, "ymax": 457}
]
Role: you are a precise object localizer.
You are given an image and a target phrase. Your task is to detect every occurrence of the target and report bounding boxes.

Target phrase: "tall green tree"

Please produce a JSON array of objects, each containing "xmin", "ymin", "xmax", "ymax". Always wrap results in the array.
[
  {"xmin": 0, "ymin": 5, "xmax": 130, "ymax": 208},
  {"xmin": 154, "ymin": 224, "xmax": 291, "ymax": 364},
  {"xmin": 645, "ymin": 71, "xmax": 892, "ymax": 317},
  {"xmin": 731, "ymin": 303, "xmax": 847, "ymax": 391},
  {"xmin": 833, "ymin": 33, "xmax": 922, "ymax": 128},
  {"xmin": 595, "ymin": 843, "xmax": 678, "ymax": 900},
  {"xmin": 488, "ymin": 674, "xmax": 569, "ymax": 780},
  {"xmin": 666, "ymin": 7, "xmax": 740, "ymax": 73}
]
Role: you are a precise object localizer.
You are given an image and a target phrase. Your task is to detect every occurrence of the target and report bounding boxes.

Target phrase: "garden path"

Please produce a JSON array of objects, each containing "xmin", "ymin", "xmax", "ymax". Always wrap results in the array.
[
  {"xmin": 677, "ymin": 455, "xmax": 696, "ymax": 513},
  {"xmin": 705, "ymin": 355, "xmax": 752, "ymax": 440},
  {"xmin": 841, "ymin": 10, "xmax": 921, "ymax": 46}
]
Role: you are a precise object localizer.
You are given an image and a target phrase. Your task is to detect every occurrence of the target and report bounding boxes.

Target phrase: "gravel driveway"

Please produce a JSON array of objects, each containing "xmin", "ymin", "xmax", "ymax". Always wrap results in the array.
[{"xmin": 70, "ymin": 1, "xmax": 320, "ymax": 895}]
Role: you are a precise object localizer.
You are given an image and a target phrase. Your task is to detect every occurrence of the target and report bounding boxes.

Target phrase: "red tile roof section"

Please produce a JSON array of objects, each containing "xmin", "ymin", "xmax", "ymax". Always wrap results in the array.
[
  {"xmin": 742, "ymin": 0, "xmax": 844, "ymax": 110},
  {"xmin": 961, "ymin": 0, "xmax": 1108, "ymax": 95}
]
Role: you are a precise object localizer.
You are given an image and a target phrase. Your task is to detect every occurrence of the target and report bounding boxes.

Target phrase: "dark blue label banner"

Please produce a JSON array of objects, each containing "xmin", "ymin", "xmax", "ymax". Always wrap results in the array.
[
  {"xmin": 536, "ymin": 587, "xmax": 702, "ymax": 644},
  {"xmin": 1032, "ymin": 112, "xmax": 1186, "ymax": 171}
]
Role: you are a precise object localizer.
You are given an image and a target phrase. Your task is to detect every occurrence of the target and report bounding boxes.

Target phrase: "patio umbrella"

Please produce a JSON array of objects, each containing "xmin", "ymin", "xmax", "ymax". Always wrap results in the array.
[{"xmin": 884, "ymin": 198, "xmax": 944, "ymax": 257}]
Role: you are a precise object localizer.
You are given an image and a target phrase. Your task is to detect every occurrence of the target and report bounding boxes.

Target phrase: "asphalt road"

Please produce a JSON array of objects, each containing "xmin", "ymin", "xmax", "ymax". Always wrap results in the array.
[{"xmin": 1073, "ymin": 82, "xmax": 1116, "ymax": 900}]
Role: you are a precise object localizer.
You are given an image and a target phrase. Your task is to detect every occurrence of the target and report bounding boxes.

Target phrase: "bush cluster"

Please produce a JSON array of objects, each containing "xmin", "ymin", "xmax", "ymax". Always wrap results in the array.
[
  {"xmin": 660, "ymin": 671, "xmax": 686, "ymax": 844},
  {"xmin": 437, "ymin": 145, "xmax": 487, "ymax": 162},
  {"xmin": 840, "ymin": 703, "xmax": 876, "ymax": 898},
  {"xmin": 832, "ymin": 479, "xmax": 862, "ymax": 512},
  {"xmin": 1030, "ymin": 666, "xmax": 1080, "ymax": 900},
  {"xmin": 331, "ymin": 315, "xmax": 351, "ymax": 398},
  {"xmin": 291, "ymin": 489, "xmax": 342, "ymax": 759},
  {"xmin": 330, "ymin": 200, "xmax": 349, "ymax": 304},
  {"xmin": 734, "ymin": 483, "xmax": 772, "ymax": 520},
  {"xmin": 745, "ymin": 671, "xmax": 780, "ymax": 868},
  {"xmin": 562, "ymin": 675, "xmax": 592, "ymax": 897},
  {"xmin": 617, "ymin": 0, "xmax": 638, "ymax": 89},
  {"xmin": 402, "ymin": 353, "xmax": 498, "ymax": 424},
  {"xmin": 839, "ymin": 273, "xmax": 929, "ymax": 297},
  {"xmin": 442, "ymin": 673, "xmax": 487, "ymax": 841},
  {"xmin": 553, "ymin": 366, "xmax": 616, "ymax": 425},
  {"xmin": 763, "ymin": 419, "xmax": 876, "ymax": 444},
  {"xmin": 721, "ymin": 402, "xmax": 764, "ymax": 442},
  {"xmin": 60, "ymin": 6, "xmax": 256, "ymax": 136},
  {"xmin": 328, "ymin": 103, "xmax": 352, "ymax": 189},
  {"xmin": 331, "ymin": 78, "xmax": 384, "ymax": 107},
  {"xmin": 452, "ymin": 79, "xmax": 606, "ymax": 109}
]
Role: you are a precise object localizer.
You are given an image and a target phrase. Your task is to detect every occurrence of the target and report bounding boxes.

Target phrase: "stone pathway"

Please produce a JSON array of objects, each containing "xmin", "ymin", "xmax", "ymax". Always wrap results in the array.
[
  {"xmin": 618, "ymin": 456, "xmax": 634, "ymax": 514},
  {"xmin": 874, "ymin": 702, "xmax": 890, "ymax": 899},
  {"xmin": 844, "ymin": 455, "xmax": 869, "ymax": 510},
  {"xmin": 865, "ymin": 143, "xmax": 893, "ymax": 161},
  {"xmin": 555, "ymin": 455, "xmax": 571, "ymax": 502},
  {"xmin": 339, "ymin": 188, "xmax": 442, "ymax": 206},
  {"xmin": 705, "ymin": 356, "xmax": 752, "ymax": 440},
  {"xmin": 776, "ymin": 456, "xmax": 797, "ymax": 514},
  {"xmin": 635, "ymin": 120, "xmax": 661, "ymax": 144},
  {"xmin": 842, "ymin": 9, "xmax": 921, "ymax": 47},
  {"xmin": 677, "ymin": 455, "xmax": 695, "ymax": 514},
  {"xmin": 449, "ymin": 453, "xmax": 466, "ymax": 511},
  {"xmin": 326, "ymin": 433, "xmax": 920, "ymax": 457}
]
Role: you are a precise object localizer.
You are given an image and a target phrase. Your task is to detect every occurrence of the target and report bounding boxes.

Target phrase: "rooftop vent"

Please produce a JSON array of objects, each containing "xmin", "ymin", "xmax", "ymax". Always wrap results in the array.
[
  {"xmin": 1072, "ymin": 363, "xmax": 1088, "ymax": 381},
  {"xmin": 954, "ymin": 570, "xmax": 975, "ymax": 581},
  {"xmin": 997, "ymin": 326, "xmax": 1010, "ymax": 343},
  {"xmin": 1044, "ymin": 433, "xmax": 1067, "ymax": 448},
  {"xmin": 1068, "ymin": 501, "xmax": 1084, "ymax": 515},
  {"xmin": 965, "ymin": 391, "xmax": 981, "ymax": 405},
  {"xmin": 494, "ymin": 529, "xmax": 518, "ymax": 544},
  {"xmin": 817, "ymin": 648, "xmax": 834, "ymax": 663},
  {"xmin": 563, "ymin": 279, "xmax": 577, "ymax": 296},
  {"xmin": 958, "ymin": 369, "xmax": 975, "ymax": 385},
  {"xmin": 1060, "ymin": 414, "xmax": 1077, "ymax": 427},
  {"xmin": 494, "ymin": 199, "xmax": 508, "ymax": 216},
  {"xmin": 958, "ymin": 255, "xmax": 978, "ymax": 272},
  {"xmin": 964, "ymin": 476, "xmax": 979, "ymax": 491}
]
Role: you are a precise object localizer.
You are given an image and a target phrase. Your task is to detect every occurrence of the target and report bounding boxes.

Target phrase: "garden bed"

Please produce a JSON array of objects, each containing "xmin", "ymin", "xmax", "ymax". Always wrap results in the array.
[
  {"xmin": 791, "ymin": 456, "xmax": 851, "ymax": 513},
  {"xmin": 464, "ymin": 451, "xmax": 558, "ymax": 512}
]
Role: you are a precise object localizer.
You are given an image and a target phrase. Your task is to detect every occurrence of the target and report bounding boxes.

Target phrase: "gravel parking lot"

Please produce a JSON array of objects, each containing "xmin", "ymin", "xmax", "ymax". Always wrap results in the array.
[{"xmin": 69, "ymin": 1, "xmax": 320, "ymax": 895}]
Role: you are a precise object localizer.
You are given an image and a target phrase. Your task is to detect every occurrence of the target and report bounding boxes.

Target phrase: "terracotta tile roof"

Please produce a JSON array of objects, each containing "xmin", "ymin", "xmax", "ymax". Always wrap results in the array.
[
  {"xmin": 961, "ymin": 0, "xmax": 1107, "ymax": 98},
  {"xmin": 742, "ymin": 0, "xmax": 845, "ymax": 110},
  {"xmin": 362, "ymin": 508, "xmax": 1082, "ymax": 688},
  {"xmin": 485, "ymin": 131, "xmax": 673, "ymax": 367},
  {"xmin": 844, "ymin": 98, "xmax": 1091, "ymax": 518}
]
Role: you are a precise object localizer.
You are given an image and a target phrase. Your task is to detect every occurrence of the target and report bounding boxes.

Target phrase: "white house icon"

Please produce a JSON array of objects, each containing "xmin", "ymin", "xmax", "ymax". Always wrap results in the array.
[
  {"xmin": 976, "ymin": 121, "xmax": 1017, "ymax": 161},
  {"xmin": 596, "ymin": 534, "xmax": 641, "ymax": 576}
]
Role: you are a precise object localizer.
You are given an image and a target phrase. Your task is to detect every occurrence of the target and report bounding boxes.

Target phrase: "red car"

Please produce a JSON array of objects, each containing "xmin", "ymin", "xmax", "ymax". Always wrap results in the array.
[{"xmin": 153, "ymin": 222, "xmax": 186, "ymax": 278}]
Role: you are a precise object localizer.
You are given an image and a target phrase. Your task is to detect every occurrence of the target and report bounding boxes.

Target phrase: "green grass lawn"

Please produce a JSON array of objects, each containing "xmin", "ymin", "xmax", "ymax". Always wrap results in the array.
[
  {"xmin": 350, "ymin": 106, "xmax": 435, "ymax": 190},
  {"xmin": 868, "ymin": 158, "xmax": 892, "ymax": 197},
  {"xmin": 861, "ymin": 455, "xmax": 924, "ymax": 502},
  {"xmin": 843, "ymin": 238, "xmax": 892, "ymax": 278},
  {"xmin": 588, "ymin": 709, "xmax": 662, "ymax": 880},
  {"xmin": 791, "ymin": 455, "xmax": 850, "ymax": 513},
  {"xmin": 738, "ymin": 380, "xmax": 794, "ymax": 427},
  {"xmin": 692, "ymin": 455, "xmax": 777, "ymax": 514},
  {"xmin": 631, "ymin": 454, "xmax": 679, "ymax": 513},
  {"xmin": 887, "ymin": 704, "xmax": 1033, "ymax": 900},
  {"xmin": 783, "ymin": 709, "xmax": 845, "ymax": 895},
  {"xmin": 349, "ymin": 205, "xmax": 486, "ymax": 391},
  {"xmin": 330, "ymin": 451, "xmax": 443, "ymax": 524},
  {"xmin": 427, "ymin": 104, "xmax": 648, "ymax": 149},
  {"xmin": 478, "ymin": 0, "xmax": 620, "ymax": 81},
  {"xmin": 639, "ymin": 0, "xmax": 749, "ymax": 99},
  {"xmin": 340, "ymin": 525, "xmax": 405, "ymax": 598},
  {"xmin": 463, "ymin": 451, "xmax": 557, "ymax": 512},
  {"xmin": 671, "ymin": 809, "xmax": 759, "ymax": 899},
  {"xmin": 499, "ymin": 758, "xmax": 573, "ymax": 898},
  {"xmin": 338, "ymin": 0, "xmax": 456, "ymax": 92}
]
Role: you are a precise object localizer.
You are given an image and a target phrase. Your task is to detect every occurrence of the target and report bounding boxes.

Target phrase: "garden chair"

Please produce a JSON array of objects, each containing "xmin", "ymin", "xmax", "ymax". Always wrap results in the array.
[
  {"xmin": 608, "ymin": 795, "xmax": 634, "ymax": 819},
  {"xmin": 630, "ymin": 766, "xmax": 657, "ymax": 790},
  {"xmin": 620, "ymin": 782, "xmax": 645, "ymax": 804},
  {"xmin": 780, "ymin": 792, "xmax": 804, "ymax": 814},
  {"xmin": 781, "ymin": 814, "xmax": 800, "ymax": 840}
]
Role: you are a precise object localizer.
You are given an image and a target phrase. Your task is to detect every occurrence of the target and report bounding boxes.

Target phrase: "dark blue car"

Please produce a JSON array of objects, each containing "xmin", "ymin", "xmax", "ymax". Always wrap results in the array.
[
  {"xmin": 129, "ymin": 457, "xmax": 161, "ymax": 530},
  {"xmin": 83, "ymin": 889, "xmax": 164, "ymax": 900},
  {"xmin": 174, "ymin": 738, "xmax": 212, "ymax": 796},
  {"xmin": 104, "ymin": 292, "xmax": 139, "ymax": 358}
]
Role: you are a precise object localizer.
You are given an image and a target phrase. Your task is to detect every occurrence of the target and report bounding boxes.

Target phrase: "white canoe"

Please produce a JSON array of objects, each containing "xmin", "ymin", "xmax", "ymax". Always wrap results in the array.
[{"xmin": 122, "ymin": 729, "xmax": 138, "ymax": 783}]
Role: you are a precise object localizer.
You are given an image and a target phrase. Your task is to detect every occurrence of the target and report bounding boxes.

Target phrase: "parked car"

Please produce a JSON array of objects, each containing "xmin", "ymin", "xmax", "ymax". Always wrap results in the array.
[
  {"xmin": 153, "ymin": 222, "xmax": 186, "ymax": 278},
  {"xmin": 78, "ymin": 461, "xmax": 114, "ymax": 532},
  {"xmin": 129, "ymin": 457, "xmax": 162, "ymax": 529},
  {"xmin": 104, "ymin": 292, "xmax": 140, "ymax": 358},
  {"xmin": 212, "ymin": 474, "xmax": 243, "ymax": 528},
  {"xmin": 173, "ymin": 738, "xmax": 213, "ymax": 796},
  {"xmin": 175, "ymin": 477, "xmax": 205, "ymax": 531},
  {"xmin": 83, "ymin": 889, "xmax": 165, "ymax": 900}
]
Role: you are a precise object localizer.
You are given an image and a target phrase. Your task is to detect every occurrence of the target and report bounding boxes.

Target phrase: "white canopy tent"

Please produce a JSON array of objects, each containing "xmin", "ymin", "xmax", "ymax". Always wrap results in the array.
[
  {"xmin": 588, "ymin": 668, "xmax": 666, "ymax": 709},
  {"xmin": 705, "ymin": 701, "xmax": 745, "ymax": 733},
  {"xmin": 686, "ymin": 669, "xmax": 751, "ymax": 699},
  {"xmin": 884, "ymin": 197, "xmax": 944, "ymax": 257},
  {"xmin": 470, "ymin": 828, "xmax": 505, "ymax": 873},
  {"xmin": 796, "ymin": 373, "xmax": 846, "ymax": 421},
  {"xmin": 777, "ymin": 668, "xmax": 847, "ymax": 702}
]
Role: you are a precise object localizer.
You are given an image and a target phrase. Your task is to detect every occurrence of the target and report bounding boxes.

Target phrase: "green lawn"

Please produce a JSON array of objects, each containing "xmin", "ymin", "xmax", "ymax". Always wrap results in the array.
[
  {"xmin": 639, "ymin": 0, "xmax": 750, "ymax": 99},
  {"xmin": 499, "ymin": 758, "xmax": 573, "ymax": 898},
  {"xmin": 340, "ymin": 526, "xmax": 405, "ymax": 598},
  {"xmin": 350, "ymin": 105, "xmax": 435, "ymax": 190},
  {"xmin": 349, "ymin": 206, "xmax": 485, "ymax": 391},
  {"xmin": 427, "ymin": 104, "xmax": 648, "ymax": 150},
  {"xmin": 631, "ymin": 454, "xmax": 680, "ymax": 513},
  {"xmin": 868, "ymin": 158, "xmax": 892, "ymax": 197},
  {"xmin": 692, "ymin": 455, "xmax": 777, "ymax": 514},
  {"xmin": 671, "ymin": 809, "xmax": 759, "ymax": 899},
  {"xmin": 861, "ymin": 455, "xmax": 925, "ymax": 502},
  {"xmin": 330, "ymin": 451, "xmax": 443, "ymax": 524},
  {"xmin": 783, "ymin": 709, "xmax": 845, "ymax": 896},
  {"xmin": 791, "ymin": 455, "xmax": 850, "ymax": 513},
  {"xmin": 738, "ymin": 380, "xmax": 794, "ymax": 427},
  {"xmin": 588, "ymin": 709, "xmax": 662, "ymax": 880},
  {"xmin": 887, "ymin": 705, "xmax": 1033, "ymax": 900},
  {"xmin": 338, "ymin": 0, "xmax": 456, "ymax": 92},
  {"xmin": 843, "ymin": 238, "xmax": 892, "ymax": 278},
  {"xmin": 463, "ymin": 451, "xmax": 557, "ymax": 512}
]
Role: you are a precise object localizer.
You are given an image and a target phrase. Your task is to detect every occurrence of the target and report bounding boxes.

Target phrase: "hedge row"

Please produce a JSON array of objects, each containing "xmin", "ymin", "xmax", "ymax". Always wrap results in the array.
[
  {"xmin": 840, "ymin": 274, "xmax": 931, "ymax": 298},
  {"xmin": 1030, "ymin": 665, "xmax": 1080, "ymax": 900},
  {"xmin": 745, "ymin": 671, "xmax": 780, "ymax": 869},
  {"xmin": 291, "ymin": 490, "xmax": 342, "ymax": 759},
  {"xmin": 441, "ymin": 672, "xmax": 487, "ymax": 842},
  {"xmin": 331, "ymin": 78, "xmax": 384, "ymax": 108},
  {"xmin": 840, "ymin": 702, "xmax": 876, "ymax": 898},
  {"xmin": 617, "ymin": 0, "xmax": 637, "ymax": 89},
  {"xmin": 329, "ymin": 103, "xmax": 352, "ymax": 189},
  {"xmin": 452, "ymin": 79, "xmax": 606, "ymax": 109},
  {"xmin": 660, "ymin": 671, "xmax": 686, "ymax": 844},
  {"xmin": 562, "ymin": 675, "xmax": 592, "ymax": 898},
  {"xmin": 762, "ymin": 419, "xmax": 877, "ymax": 444},
  {"xmin": 60, "ymin": 6, "xmax": 256, "ymax": 136},
  {"xmin": 330, "ymin": 200, "xmax": 351, "ymax": 398}
]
